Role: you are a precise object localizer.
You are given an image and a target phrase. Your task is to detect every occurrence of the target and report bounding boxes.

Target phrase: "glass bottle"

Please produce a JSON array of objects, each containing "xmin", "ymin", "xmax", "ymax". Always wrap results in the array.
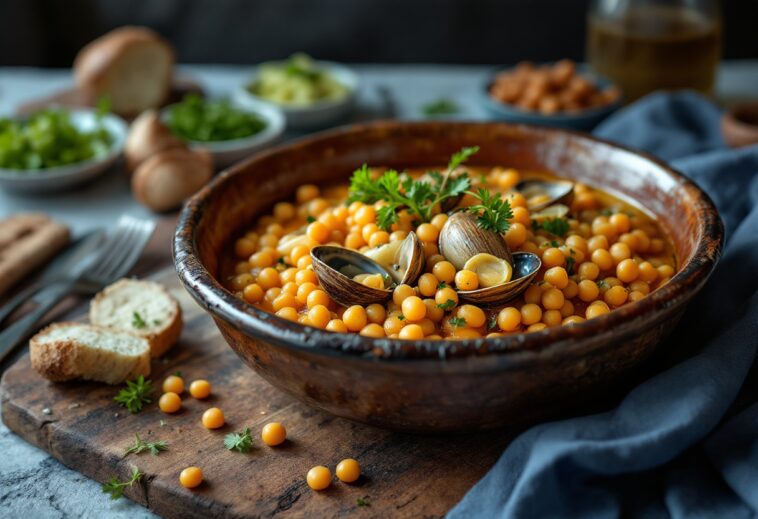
[{"xmin": 587, "ymin": 0, "xmax": 721, "ymax": 102}]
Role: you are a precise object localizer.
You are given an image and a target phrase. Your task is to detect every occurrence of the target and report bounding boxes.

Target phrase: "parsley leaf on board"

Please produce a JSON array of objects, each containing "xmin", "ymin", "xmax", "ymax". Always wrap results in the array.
[
  {"xmin": 102, "ymin": 467, "xmax": 142, "ymax": 500},
  {"xmin": 114, "ymin": 376, "xmax": 153, "ymax": 414},
  {"xmin": 224, "ymin": 428, "xmax": 254, "ymax": 453},
  {"xmin": 123, "ymin": 434, "xmax": 167, "ymax": 457}
]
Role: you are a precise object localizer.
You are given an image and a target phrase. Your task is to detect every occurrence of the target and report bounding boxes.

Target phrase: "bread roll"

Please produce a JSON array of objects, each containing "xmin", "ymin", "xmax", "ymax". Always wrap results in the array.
[
  {"xmin": 74, "ymin": 26, "xmax": 174, "ymax": 117},
  {"xmin": 131, "ymin": 147, "xmax": 213, "ymax": 212},
  {"xmin": 124, "ymin": 110, "xmax": 184, "ymax": 172}
]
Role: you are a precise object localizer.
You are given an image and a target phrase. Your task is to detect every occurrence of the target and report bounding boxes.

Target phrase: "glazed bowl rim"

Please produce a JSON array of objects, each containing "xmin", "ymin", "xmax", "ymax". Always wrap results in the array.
[{"xmin": 174, "ymin": 120, "xmax": 723, "ymax": 367}]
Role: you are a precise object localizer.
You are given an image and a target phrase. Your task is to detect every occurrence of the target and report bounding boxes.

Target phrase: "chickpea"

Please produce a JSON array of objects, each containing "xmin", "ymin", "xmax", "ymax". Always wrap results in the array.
[
  {"xmin": 201, "ymin": 407, "xmax": 225, "ymax": 429},
  {"xmin": 577, "ymin": 279, "xmax": 600, "ymax": 302},
  {"xmin": 454, "ymin": 270, "xmax": 479, "ymax": 291},
  {"xmin": 432, "ymin": 261, "xmax": 456, "ymax": 284},
  {"xmin": 505, "ymin": 223, "xmax": 528, "ymax": 248},
  {"xmin": 159, "ymin": 392, "xmax": 181, "ymax": 413},
  {"xmin": 336, "ymin": 459, "xmax": 361, "ymax": 483},
  {"xmin": 306, "ymin": 289, "xmax": 331, "ymax": 309},
  {"xmin": 542, "ymin": 248, "xmax": 565, "ymax": 268},
  {"xmin": 180, "ymin": 467, "xmax": 203, "ymax": 489},
  {"xmin": 457, "ymin": 305, "xmax": 486, "ymax": 328},
  {"xmin": 523, "ymin": 284, "xmax": 543, "ymax": 305},
  {"xmin": 416, "ymin": 223, "xmax": 439, "ymax": 242},
  {"xmin": 308, "ymin": 305, "xmax": 331, "ymax": 328},
  {"xmin": 541, "ymin": 288, "xmax": 565, "ymax": 310},
  {"xmin": 521, "ymin": 303, "xmax": 542, "ymax": 325},
  {"xmin": 326, "ymin": 319, "xmax": 348, "ymax": 333},
  {"xmin": 497, "ymin": 307, "xmax": 522, "ymax": 331},
  {"xmin": 366, "ymin": 303, "xmax": 387, "ymax": 324},
  {"xmin": 616, "ymin": 258, "xmax": 640, "ymax": 283},
  {"xmin": 399, "ymin": 324, "xmax": 425, "ymax": 340},
  {"xmin": 435, "ymin": 287, "xmax": 459, "ymax": 307},
  {"xmin": 424, "ymin": 299, "xmax": 444, "ymax": 322},
  {"xmin": 544, "ymin": 267, "xmax": 569, "ymax": 289},
  {"xmin": 402, "ymin": 296, "xmax": 427, "ymax": 321},
  {"xmin": 383, "ymin": 314, "xmax": 406, "ymax": 336},
  {"xmin": 604, "ymin": 285, "xmax": 628, "ymax": 307},
  {"xmin": 261, "ymin": 422, "xmax": 287, "ymax": 446},
  {"xmin": 431, "ymin": 213, "xmax": 449, "ymax": 230},
  {"xmin": 276, "ymin": 307, "xmax": 299, "ymax": 321},
  {"xmin": 542, "ymin": 309, "xmax": 562, "ymax": 327},
  {"xmin": 307, "ymin": 466, "xmax": 332, "ymax": 491},
  {"xmin": 343, "ymin": 306, "xmax": 368, "ymax": 332},
  {"xmin": 591, "ymin": 249, "xmax": 614, "ymax": 271},
  {"xmin": 393, "ymin": 284, "xmax": 416, "ymax": 305},
  {"xmin": 189, "ymin": 380, "xmax": 211, "ymax": 399},
  {"xmin": 586, "ymin": 301, "xmax": 610, "ymax": 319},
  {"xmin": 296, "ymin": 184, "xmax": 320, "ymax": 204},
  {"xmin": 163, "ymin": 375, "xmax": 185, "ymax": 395},
  {"xmin": 418, "ymin": 273, "xmax": 439, "ymax": 297}
]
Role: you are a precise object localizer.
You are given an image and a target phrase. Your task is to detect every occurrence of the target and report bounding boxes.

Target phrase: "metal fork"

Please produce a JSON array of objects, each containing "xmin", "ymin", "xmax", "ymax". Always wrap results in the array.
[{"xmin": 0, "ymin": 215, "xmax": 156, "ymax": 363}]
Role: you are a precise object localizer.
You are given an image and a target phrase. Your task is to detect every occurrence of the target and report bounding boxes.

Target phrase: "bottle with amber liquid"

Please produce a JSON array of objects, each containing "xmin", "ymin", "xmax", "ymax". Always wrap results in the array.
[{"xmin": 587, "ymin": 0, "xmax": 721, "ymax": 102}]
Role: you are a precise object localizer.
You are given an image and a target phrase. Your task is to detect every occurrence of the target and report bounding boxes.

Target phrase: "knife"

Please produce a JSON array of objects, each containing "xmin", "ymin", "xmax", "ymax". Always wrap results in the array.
[{"xmin": 0, "ymin": 229, "xmax": 106, "ymax": 326}]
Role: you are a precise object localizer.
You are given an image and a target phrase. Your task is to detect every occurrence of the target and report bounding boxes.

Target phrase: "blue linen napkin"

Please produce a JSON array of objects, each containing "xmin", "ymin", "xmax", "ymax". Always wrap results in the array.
[{"xmin": 449, "ymin": 92, "xmax": 758, "ymax": 519}]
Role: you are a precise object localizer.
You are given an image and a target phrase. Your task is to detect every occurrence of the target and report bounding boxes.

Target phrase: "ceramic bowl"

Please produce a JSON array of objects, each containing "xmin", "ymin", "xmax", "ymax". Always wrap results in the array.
[
  {"xmin": 163, "ymin": 98, "xmax": 285, "ymax": 169},
  {"xmin": 0, "ymin": 110, "xmax": 127, "ymax": 194},
  {"xmin": 174, "ymin": 121, "xmax": 723, "ymax": 433},
  {"xmin": 234, "ymin": 61, "xmax": 359, "ymax": 130},
  {"xmin": 479, "ymin": 65, "xmax": 622, "ymax": 131}
]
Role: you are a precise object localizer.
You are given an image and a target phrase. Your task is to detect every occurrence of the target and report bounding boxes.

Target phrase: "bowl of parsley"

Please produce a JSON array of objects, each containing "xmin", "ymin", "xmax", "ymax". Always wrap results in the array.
[
  {"xmin": 163, "ymin": 94, "xmax": 285, "ymax": 169},
  {"xmin": 0, "ymin": 108, "xmax": 127, "ymax": 193}
]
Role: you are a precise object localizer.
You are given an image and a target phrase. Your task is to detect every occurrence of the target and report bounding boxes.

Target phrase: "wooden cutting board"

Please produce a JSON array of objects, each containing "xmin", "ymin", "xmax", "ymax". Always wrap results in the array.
[{"xmin": 0, "ymin": 266, "xmax": 514, "ymax": 518}]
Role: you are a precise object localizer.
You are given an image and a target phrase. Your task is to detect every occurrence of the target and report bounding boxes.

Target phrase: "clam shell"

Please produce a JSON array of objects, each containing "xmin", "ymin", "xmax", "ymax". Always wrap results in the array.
[
  {"xmin": 516, "ymin": 179, "xmax": 574, "ymax": 211},
  {"xmin": 364, "ymin": 231, "xmax": 425, "ymax": 285},
  {"xmin": 310, "ymin": 246, "xmax": 392, "ymax": 306},
  {"xmin": 438, "ymin": 211, "xmax": 513, "ymax": 270},
  {"xmin": 458, "ymin": 252, "xmax": 542, "ymax": 306}
]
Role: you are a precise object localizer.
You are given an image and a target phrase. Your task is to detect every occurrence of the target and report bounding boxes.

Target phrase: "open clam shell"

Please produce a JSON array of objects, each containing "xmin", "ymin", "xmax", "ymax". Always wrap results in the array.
[
  {"xmin": 438, "ymin": 211, "xmax": 513, "ymax": 269},
  {"xmin": 311, "ymin": 246, "xmax": 394, "ymax": 306},
  {"xmin": 516, "ymin": 179, "xmax": 574, "ymax": 211},
  {"xmin": 364, "ymin": 231, "xmax": 424, "ymax": 285},
  {"xmin": 457, "ymin": 252, "xmax": 542, "ymax": 306}
]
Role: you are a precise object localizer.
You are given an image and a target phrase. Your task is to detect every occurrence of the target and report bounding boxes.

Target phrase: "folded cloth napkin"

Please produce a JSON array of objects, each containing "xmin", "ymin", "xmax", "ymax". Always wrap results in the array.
[{"xmin": 449, "ymin": 92, "xmax": 758, "ymax": 519}]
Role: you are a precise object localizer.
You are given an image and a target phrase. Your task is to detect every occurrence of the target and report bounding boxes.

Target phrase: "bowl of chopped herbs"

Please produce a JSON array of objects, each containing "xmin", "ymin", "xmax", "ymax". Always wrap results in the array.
[
  {"xmin": 0, "ymin": 106, "xmax": 127, "ymax": 193},
  {"xmin": 164, "ymin": 94, "xmax": 285, "ymax": 168}
]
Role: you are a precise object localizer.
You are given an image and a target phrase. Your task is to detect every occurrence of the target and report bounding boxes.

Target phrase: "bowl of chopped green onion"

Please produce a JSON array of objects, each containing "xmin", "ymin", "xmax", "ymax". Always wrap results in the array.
[
  {"xmin": 0, "ymin": 108, "xmax": 127, "ymax": 193},
  {"xmin": 235, "ymin": 53, "xmax": 359, "ymax": 130},
  {"xmin": 164, "ymin": 94, "xmax": 285, "ymax": 168}
]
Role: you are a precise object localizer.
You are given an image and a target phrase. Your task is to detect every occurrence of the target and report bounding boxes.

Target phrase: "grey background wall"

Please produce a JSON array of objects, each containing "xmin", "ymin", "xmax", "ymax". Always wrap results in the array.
[{"xmin": 1, "ymin": 0, "xmax": 756, "ymax": 67}]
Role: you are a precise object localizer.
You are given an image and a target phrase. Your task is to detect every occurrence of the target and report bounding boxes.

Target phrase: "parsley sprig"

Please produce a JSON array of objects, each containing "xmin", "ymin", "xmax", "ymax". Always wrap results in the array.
[
  {"xmin": 123, "ymin": 434, "xmax": 167, "ymax": 457},
  {"xmin": 449, "ymin": 316, "xmax": 467, "ymax": 328},
  {"xmin": 224, "ymin": 428, "xmax": 253, "ymax": 453},
  {"xmin": 347, "ymin": 147, "xmax": 478, "ymax": 231},
  {"xmin": 465, "ymin": 188, "xmax": 514, "ymax": 233},
  {"xmin": 114, "ymin": 376, "xmax": 153, "ymax": 414},
  {"xmin": 533, "ymin": 217, "xmax": 570, "ymax": 237},
  {"xmin": 132, "ymin": 311, "xmax": 147, "ymax": 329},
  {"xmin": 102, "ymin": 467, "xmax": 142, "ymax": 500}
]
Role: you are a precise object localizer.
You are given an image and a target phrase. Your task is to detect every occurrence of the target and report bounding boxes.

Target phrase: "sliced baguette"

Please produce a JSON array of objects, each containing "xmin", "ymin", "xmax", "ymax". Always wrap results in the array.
[
  {"xmin": 90, "ymin": 278, "xmax": 182, "ymax": 358},
  {"xmin": 30, "ymin": 323, "xmax": 150, "ymax": 385},
  {"xmin": 74, "ymin": 26, "xmax": 174, "ymax": 117}
]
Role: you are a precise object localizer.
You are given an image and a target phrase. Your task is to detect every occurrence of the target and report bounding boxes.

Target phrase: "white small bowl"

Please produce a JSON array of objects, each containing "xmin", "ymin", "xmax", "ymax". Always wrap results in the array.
[
  {"xmin": 235, "ymin": 61, "xmax": 359, "ymax": 130},
  {"xmin": 0, "ymin": 110, "xmax": 127, "ymax": 194},
  {"xmin": 164, "ymin": 98, "xmax": 285, "ymax": 169}
]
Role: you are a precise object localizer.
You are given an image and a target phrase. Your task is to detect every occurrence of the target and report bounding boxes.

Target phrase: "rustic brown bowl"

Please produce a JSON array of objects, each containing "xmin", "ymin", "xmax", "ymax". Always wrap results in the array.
[{"xmin": 174, "ymin": 121, "xmax": 723, "ymax": 433}]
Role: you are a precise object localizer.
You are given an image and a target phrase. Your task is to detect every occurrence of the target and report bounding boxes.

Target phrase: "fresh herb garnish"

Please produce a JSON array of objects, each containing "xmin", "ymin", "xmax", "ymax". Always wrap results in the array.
[
  {"xmin": 397, "ymin": 314, "xmax": 406, "ymax": 321},
  {"xmin": 131, "ymin": 311, "xmax": 147, "ymax": 329},
  {"xmin": 449, "ymin": 316, "xmax": 467, "ymax": 328},
  {"xmin": 153, "ymin": 319, "xmax": 162, "ymax": 326},
  {"xmin": 437, "ymin": 299, "xmax": 457, "ymax": 311},
  {"xmin": 173, "ymin": 371, "xmax": 183, "ymax": 378},
  {"xmin": 102, "ymin": 467, "xmax": 142, "ymax": 500},
  {"xmin": 535, "ymin": 217, "xmax": 570, "ymax": 237},
  {"xmin": 306, "ymin": 216, "xmax": 316, "ymax": 223},
  {"xmin": 421, "ymin": 98, "xmax": 459, "ymax": 116},
  {"xmin": 124, "ymin": 433, "xmax": 167, "ymax": 457},
  {"xmin": 601, "ymin": 208, "xmax": 613, "ymax": 216},
  {"xmin": 488, "ymin": 315, "xmax": 499, "ymax": 330},
  {"xmin": 357, "ymin": 495, "xmax": 372, "ymax": 507},
  {"xmin": 224, "ymin": 427, "xmax": 253, "ymax": 453},
  {"xmin": 166, "ymin": 94, "xmax": 266, "ymax": 142},
  {"xmin": 347, "ymin": 147, "xmax": 478, "ymax": 231},
  {"xmin": 465, "ymin": 187, "xmax": 513, "ymax": 233},
  {"xmin": 114, "ymin": 376, "xmax": 153, "ymax": 414},
  {"xmin": 437, "ymin": 281, "xmax": 448, "ymax": 289},
  {"xmin": 597, "ymin": 279, "xmax": 609, "ymax": 289},
  {"xmin": 566, "ymin": 256, "xmax": 576, "ymax": 275}
]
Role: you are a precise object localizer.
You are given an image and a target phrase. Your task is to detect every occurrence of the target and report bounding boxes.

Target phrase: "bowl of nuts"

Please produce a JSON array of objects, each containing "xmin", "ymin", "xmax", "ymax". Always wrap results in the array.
[{"xmin": 481, "ymin": 60, "xmax": 622, "ymax": 131}]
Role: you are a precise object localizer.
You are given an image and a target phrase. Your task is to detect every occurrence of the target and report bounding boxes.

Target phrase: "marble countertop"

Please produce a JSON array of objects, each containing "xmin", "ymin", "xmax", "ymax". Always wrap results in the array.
[{"xmin": 1, "ymin": 61, "xmax": 757, "ymax": 518}]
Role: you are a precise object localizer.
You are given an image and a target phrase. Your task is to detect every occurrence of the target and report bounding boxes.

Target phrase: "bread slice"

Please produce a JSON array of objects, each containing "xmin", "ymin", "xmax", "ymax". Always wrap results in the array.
[
  {"xmin": 74, "ymin": 26, "xmax": 174, "ymax": 117},
  {"xmin": 90, "ymin": 279, "xmax": 182, "ymax": 358},
  {"xmin": 30, "ymin": 323, "xmax": 150, "ymax": 385}
]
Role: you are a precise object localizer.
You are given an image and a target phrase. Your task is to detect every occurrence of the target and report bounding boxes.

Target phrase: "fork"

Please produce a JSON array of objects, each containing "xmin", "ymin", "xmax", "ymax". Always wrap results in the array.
[{"xmin": 0, "ymin": 215, "xmax": 156, "ymax": 363}]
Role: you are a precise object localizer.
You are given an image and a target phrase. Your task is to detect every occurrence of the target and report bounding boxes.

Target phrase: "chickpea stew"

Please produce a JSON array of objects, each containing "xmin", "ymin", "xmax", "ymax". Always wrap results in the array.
[{"xmin": 223, "ymin": 147, "xmax": 676, "ymax": 341}]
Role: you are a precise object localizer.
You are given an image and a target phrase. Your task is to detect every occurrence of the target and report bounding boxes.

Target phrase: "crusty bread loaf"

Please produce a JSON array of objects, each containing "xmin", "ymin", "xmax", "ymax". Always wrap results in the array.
[
  {"xmin": 74, "ymin": 26, "xmax": 174, "ymax": 117},
  {"xmin": 30, "ymin": 323, "xmax": 150, "ymax": 385},
  {"xmin": 90, "ymin": 278, "xmax": 182, "ymax": 358}
]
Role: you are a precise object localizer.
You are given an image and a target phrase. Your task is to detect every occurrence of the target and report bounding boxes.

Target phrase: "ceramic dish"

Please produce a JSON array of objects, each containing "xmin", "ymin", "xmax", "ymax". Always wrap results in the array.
[
  {"xmin": 479, "ymin": 65, "xmax": 622, "ymax": 131},
  {"xmin": 234, "ymin": 61, "xmax": 359, "ymax": 130},
  {"xmin": 162, "ymin": 98, "xmax": 285, "ymax": 169},
  {"xmin": 174, "ymin": 121, "xmax": 723, "ymax": 433},
  {"xmin": 0, "ymin": 110, "xmax": 127, "ymax": 194}
]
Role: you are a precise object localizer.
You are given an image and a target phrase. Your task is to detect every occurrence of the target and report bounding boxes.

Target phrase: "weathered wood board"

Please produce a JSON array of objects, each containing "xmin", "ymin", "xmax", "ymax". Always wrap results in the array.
[{"xmin": 1, "ymin": 267, "xmax": 514, "ymax": 518}]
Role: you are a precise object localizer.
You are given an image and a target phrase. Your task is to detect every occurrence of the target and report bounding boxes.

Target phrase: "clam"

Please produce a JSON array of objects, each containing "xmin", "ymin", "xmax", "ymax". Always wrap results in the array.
[
  {"xmin": 363, "ymin": 231, "xmax": 425, "ymax": 285},
  {"xmin": 438, "ymin": 212, "xmax": 512, "ymax": 269},
  {"xmin": 516, "ymin": 179, "xmax": 574, "ymax": 211},
  {"xmin": 457, "ymin": 252, "xmax": 542, "ymax": 306},
  {"xmin": 438, "ymin": 211, "xmax": 541, "ymax": 306},
  {"xmin": 530, "ymin": 203, "xmax": 570, "ymax": 222},
  {"xmin": 310, "ymin": 233, "xmax": 424, "ymax": 306},
  {"xmin": 311, "ymin": 246, "xmax": 394, "ymax": 306}
]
